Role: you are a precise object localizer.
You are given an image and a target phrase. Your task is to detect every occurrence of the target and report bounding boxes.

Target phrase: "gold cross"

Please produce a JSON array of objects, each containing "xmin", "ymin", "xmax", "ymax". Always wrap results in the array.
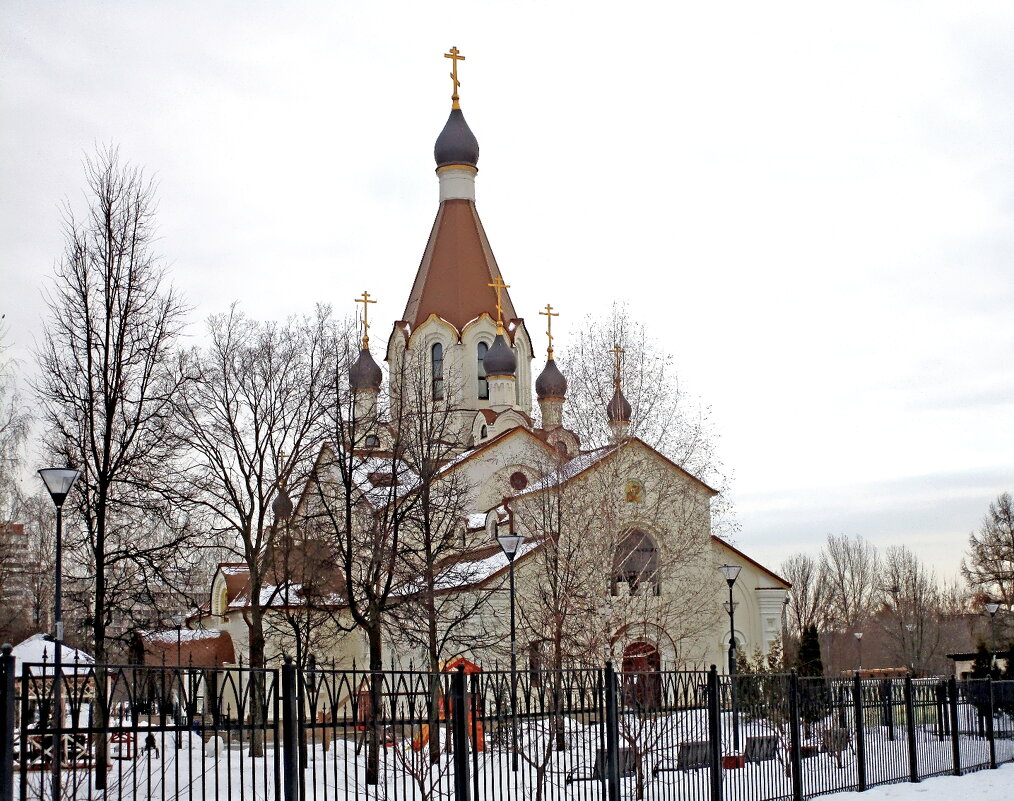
[
  {"xmin": 444, "ymin": 46, "xmax": 465, "ymax": 109},
  {"xmin": 609, "ymin": 343, "xmax": 625, "ymax": 388},
  {"xmin": 539, "ymin": 304, "xmax": 559, "ymax": 359},
  {"xmin": 487, "ymin": 277, "xmax": 510, "ymax": 331},
  {"xmin": 354, "ymin": 290, "xmax": 377, "ymax": 347}
]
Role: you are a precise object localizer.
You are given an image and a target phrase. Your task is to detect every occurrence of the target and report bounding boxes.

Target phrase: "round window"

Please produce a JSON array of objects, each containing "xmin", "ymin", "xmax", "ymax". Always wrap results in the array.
[{"xmin": 510, "ymin": 471, "xmax": 529, "ymax": 490}]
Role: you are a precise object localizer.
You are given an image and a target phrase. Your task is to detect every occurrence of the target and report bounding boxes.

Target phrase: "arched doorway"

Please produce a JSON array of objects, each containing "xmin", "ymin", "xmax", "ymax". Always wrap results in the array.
[{"xmin": 621, "ymin": 641, "xmax": 662, "ymax": 709}]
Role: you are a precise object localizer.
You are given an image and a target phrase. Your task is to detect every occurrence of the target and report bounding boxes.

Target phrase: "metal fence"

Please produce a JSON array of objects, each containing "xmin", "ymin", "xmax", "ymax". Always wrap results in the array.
[{"xmin": 2, "ymin": 644, "xmax": 1013, "ymax": 801}]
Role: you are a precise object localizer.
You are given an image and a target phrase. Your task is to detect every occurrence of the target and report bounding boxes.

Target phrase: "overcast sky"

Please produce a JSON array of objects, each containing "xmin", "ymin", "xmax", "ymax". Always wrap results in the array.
[{"xmin": 3, "ymin": 1, "xmax": 1013, "ymax": 581}]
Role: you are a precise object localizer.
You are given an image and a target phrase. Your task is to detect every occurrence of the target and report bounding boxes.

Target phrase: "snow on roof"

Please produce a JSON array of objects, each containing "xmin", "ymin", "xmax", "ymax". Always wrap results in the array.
[
  {"xmin": 465, "ymin": 505, "xmax": 506, "ymax": 531},
  {"xmin": 12, "ymin": 634, "xmax": 94, "ymax": 676},
  {"xmin": 395, "ymin": 540, "xmax": 542, "ymax": 596},
  {"xmin": 519, "ymin": 445, "xmax": 619, "ymax": 495},
  {"xmin": 145, "ymin": 628, "xmax": 227, "ymax": 644}
]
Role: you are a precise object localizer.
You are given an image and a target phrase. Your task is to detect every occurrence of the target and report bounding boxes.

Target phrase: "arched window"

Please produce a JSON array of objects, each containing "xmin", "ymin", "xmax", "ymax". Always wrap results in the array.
[
  {"xmin": 612, "ymin": 530, "xmax": 659, "ymax": 596},
  {"xmin": 431, "ymin": 343, "xmax": 444, "ymax": 400},
  {"xmin": 477, "ymin": 342, "xmax": 489, "ymax": 399},
  {"xmin": 480, "ymin": 425, "xmax": 488, "ymax": 439}
]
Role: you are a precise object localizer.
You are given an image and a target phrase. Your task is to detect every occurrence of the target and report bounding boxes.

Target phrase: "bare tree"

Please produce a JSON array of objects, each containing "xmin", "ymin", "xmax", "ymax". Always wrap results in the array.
[
  {"xmin": 0, "ymin": 322, "xmax": 30, "ymax": 528},
  {"xmin": 878, "ymin": 545, "xmax": 942, "ymax": 675},
  {"xmin": 820, "ymin": 533, "xmax": 880, "ymax": 632},
  {"xmin": 962, "ymin": 492, "xmax": 1014, "ymax": 607},
  {"xmin": 173, "ymin": 305, "xmax": 337, "ymax": 671},
  {"xmin": 34, "ymin": 146, "xmax": 193, "ymax": 665},
  {"xmin": 780, "ymin": 552, "xmax": 829, "ymax": 638},
  {"xmin": 33, "ymin": 146, "xmax": 193, "ymax": 785}
]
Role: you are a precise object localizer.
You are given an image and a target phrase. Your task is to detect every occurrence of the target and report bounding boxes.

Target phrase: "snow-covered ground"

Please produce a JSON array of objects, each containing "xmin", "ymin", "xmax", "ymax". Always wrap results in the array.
[{"xmin": 818, "ymin": 762, "xmax": 1014, "ymax": 800}]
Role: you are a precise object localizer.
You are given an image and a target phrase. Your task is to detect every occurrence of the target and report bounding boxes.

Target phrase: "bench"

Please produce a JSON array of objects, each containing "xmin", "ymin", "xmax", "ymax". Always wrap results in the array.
[{"xmin": 744, "ymin": 735, "xmax": 779, "ymax": 764}]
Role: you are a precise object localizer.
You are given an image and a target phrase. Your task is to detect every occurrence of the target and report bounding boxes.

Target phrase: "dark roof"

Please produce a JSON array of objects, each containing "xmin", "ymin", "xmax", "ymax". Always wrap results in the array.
[
  {"xmin": 350, "ymin": 347, "xmax": 382, "ymax": 390},
  {"xmin": 607, "ymin": 386, "xmax": 632, "ymax": 422},
  {"xmin": 483, "ymin": 333, "xmax": 516, "ymax": 376},
  {"xmin": 535, "ymin": 358, "xmax": 567, "ymax": 399},
  {"xmin": 434, "ymin": 108, "xmax": 479, "ymax": 168}
]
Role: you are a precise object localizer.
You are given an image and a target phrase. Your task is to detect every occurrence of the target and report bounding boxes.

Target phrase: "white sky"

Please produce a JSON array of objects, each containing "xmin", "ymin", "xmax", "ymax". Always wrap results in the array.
[{"xmin": 3, "ymin": 1, "xmax": 1013, "ymax": 581}]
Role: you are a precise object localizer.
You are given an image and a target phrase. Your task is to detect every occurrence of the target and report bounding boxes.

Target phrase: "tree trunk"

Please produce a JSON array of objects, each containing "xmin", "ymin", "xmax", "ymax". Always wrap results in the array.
[{"xmin": 366, "ymin": 623, "xmax": 383, "ymax": 785}]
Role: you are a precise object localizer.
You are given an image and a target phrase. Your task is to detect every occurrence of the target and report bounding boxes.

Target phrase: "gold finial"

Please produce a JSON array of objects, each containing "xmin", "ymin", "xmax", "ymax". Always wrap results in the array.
[
  {"xmin": 487, "ymin": 277, "xmax": 510, "ymax": 333},
  {"xmin": 609, "ymin": 343, "xmax": 625, "ymax": 389},
  {"xmin": 354, "ymin": 290, "xmax": 377, "ymax": 348},
  {"xmin": 444, "ymin": 46, "xmax": 465, "ymax": 110},
  {"xmin": 539, "ymin": 303, "xmax": 559, "ymax": 359}
]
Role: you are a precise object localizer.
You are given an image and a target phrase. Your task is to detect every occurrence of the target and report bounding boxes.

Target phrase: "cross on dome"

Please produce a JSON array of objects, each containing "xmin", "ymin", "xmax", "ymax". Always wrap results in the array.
[
  {"xmin": 487, "ymin": 277, "xmax": 510, "ymax": 332},
  {"xmin": 540, "ymin": 303, "xmax": 559, "ymax": 359},
  {"xmin": 355, "ymin": 290, "xmax": 377, "ymax": 347},
  {"xmin": 610, "ymin": 343, "xmax": 625, "ymax": 388},
  {"xmin": 444, "ymin": 46, "xmax": 465, "ymax": 109}
]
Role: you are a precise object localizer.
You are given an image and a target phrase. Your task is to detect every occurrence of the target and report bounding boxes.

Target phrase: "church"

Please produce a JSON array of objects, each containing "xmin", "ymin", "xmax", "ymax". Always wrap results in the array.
[{"xmin": 162, "ymin": 49, "xmax": 789, "ymax": 677}]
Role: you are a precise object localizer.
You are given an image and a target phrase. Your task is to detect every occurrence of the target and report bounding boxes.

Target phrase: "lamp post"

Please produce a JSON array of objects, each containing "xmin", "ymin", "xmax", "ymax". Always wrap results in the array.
[
  {"xmin": 38, "ymin": 467, "xmax": 81, "ymax": 801},
  {"xmin": 718, "ymin": 564, "xmax": 742, "ymax": 751},
  {"xmin": 497, "ymin": 529, "xmax": 524, "ymax": 771},
  {"xmin": 985, "ymin": 602, "xmax": 1000, "ymax": 675},
  {"xmin": 854, "ymin": 631, "xmax": 863, "ymax": 674}
]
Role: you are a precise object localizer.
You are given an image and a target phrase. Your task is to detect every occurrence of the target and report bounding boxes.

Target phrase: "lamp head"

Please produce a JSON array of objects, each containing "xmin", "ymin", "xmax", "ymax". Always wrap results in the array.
[
  {"xmin": 854, "ymin": 631, "xmax": 863, "ymax": 641},
  {"xmin": 717, "ymin": 564, "xmax": 742, "ymax": 585},
  {"xmin": 38, "ymin": 467, "xmax": 81, "ymax": 507},
  {"xmin": 497, "ymin": 532, "xmax": 524, "ymax": 561},
  {"xmin": 985, "ymin": 602, "xmax": 1000, "ymax": 616}
]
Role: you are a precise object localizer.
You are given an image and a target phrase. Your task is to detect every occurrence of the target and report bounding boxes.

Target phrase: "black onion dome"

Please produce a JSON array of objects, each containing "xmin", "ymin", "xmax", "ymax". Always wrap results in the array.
[
  {"xmin": 483, "ymin": 334, "xmax": 516, "ymax": 376},
  {"xmin": 607, "ymin": 386, "xmax": 632, "ymax": 423},
  {"xmin": 349, "ymin": 348, "xmax": 382, "ymax": 391},
  {"xmin": 434, "ymin": 108, "xmax": 479, "ymax": 168},
  {"xmin": 535, "ymin": 359, "xmax": 567, "ymax": 399},
  {"xmin": 272, "ymin": 486, "xmax": 293, "ymax": 520}
]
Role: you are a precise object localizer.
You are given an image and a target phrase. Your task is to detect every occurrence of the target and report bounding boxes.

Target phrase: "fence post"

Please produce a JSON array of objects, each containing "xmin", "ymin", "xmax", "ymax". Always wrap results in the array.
[
  {"xmin": 281, "ymin": 657, "xmax": 299, "ymax": 801},
  {"xmin": 0, "ymin": 644, "xmax": 14, "ymax": 801},
  {"xmin": 853, "ymin": 674, "xmax": 866, "ymax": 792},
  {"xmin": 603, "ymin": 662, "xmax": 621, "ymax": 801},
  {"xmin": 788, "ymin": 670, "xmax": 802, "ymax": 801},
  {"xmin": 707, "ymin": 665, "xmax": 723, "ymax": 801},
  {"xmin": 948, "ymin": 676, "xmax": 961, "ymax": 776},
  {"xmin": 904, "ymin": 675, "xmax": 919, "ymax": 783},
  {"xmin": 451, "ymin": 665, "xmax": 471, "ymax": 801},
  {"xmin": 985, "ymin": 676, "xmax": 996, "ymax": 770}
]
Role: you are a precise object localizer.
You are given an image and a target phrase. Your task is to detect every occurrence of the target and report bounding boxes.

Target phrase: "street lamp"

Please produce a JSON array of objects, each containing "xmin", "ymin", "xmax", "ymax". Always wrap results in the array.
[
  {"xmin": 718, "ymin": 564, "xmax": 742, "ymax": 751},
  {"xmin": 496, "ymin": 527, "xmax": 523, "ymax": 772},
  {"xmin": 985, "ymin": 602, "xmax": 1000, "ymax": 675},
  {"xmin": 905, "ymin": 623, "xmax": 916, "ymax": 674},
  {"xmin": 854, "ymin": 631, "xmax": 864, "ymax": 674},
  {"xmin": 38, "ymin": 466, "xmax": 81, "ymax": 801}
]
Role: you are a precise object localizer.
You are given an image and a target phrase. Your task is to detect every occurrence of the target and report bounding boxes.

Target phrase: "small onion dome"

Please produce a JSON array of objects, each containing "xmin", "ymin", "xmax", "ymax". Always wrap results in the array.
[
  {"xmin": 483, "ymin": 333, "xmax": 516, "ymax": 376},
  {"xmin": 535, "ymin": 359, "xmax": 567, "ymax": 399},
  {"xmin": 272, "ymin": 485, "xmax": 293, "ymax": 521},
  {"xmin": 434, "ymin": 108, "xmax": 479, "ymax": 169},
  {"xmin": 607, "ymin": 386, "xmax": 632, "ymax": 423},
  {"xmin": 349, "ymin": 347, "xmax": 382, "ymax": 391}
]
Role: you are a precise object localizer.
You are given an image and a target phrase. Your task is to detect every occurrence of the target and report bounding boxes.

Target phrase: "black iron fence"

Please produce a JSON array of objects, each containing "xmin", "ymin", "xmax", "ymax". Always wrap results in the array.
[{"xmin": 2, "ymin": 644, "xmax": 1013, "ymax": 801}]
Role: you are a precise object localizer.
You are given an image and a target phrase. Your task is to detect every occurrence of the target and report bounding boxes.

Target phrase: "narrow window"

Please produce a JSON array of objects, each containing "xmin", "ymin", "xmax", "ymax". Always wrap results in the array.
[
  {"xmin": 477, "ymin": 342, "xmax": 489, "ymax": 399},
  {"xmin": 432, "ymin": 343, "xmax": 444, "ymax": 400}
]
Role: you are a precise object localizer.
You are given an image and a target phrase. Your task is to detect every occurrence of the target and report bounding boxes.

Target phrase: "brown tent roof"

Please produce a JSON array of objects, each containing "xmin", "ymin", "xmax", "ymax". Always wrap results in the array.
[
  {"xmin": 401, "ymin": 199, "xmax": 517, "ymax": 331},
  {"xmin": 137, "ymin": 629, "xmax": 236, "ymax": 668}
]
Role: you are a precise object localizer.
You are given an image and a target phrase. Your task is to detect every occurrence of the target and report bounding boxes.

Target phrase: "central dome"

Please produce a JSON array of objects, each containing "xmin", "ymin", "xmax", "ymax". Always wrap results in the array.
[{"xmin": 434, "ymin": 108, "xmax": 479, "ymax": 169}]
